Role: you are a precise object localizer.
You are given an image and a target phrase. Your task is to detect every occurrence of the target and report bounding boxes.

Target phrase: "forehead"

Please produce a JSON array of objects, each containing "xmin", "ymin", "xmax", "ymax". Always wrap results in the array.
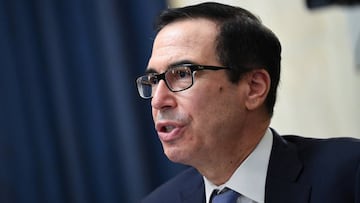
[{"xmin": 147, "ymin": 18, "xmax": 220, "ymax": 73}]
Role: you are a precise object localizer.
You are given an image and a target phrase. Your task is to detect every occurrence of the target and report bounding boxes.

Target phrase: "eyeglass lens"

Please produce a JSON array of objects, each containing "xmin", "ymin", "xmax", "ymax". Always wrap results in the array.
[{"xmin": 137, "ymin": 66, "xmax": 194, "ymax": 98}]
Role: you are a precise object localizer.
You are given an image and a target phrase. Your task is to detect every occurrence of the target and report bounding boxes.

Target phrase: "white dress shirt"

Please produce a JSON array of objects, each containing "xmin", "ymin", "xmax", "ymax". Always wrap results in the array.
[{"xmin": 203, "ymin": 129, "xmax": 273, "ymax": 203}]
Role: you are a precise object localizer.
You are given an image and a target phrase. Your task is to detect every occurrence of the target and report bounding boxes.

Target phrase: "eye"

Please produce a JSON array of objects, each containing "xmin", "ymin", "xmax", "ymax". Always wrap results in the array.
[
  {"xmin": 170, "ymin": 67, "xmax": 191, "ymax": 80},
  {"xmin": 147, "ymin": 74, "xmax": 159, "ymax": 85}
]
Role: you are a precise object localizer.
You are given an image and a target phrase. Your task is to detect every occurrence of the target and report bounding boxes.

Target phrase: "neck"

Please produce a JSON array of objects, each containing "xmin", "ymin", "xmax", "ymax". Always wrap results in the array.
[{"xmin": 198, "ymin": 119, "xmax": 270, "ymax": 186}]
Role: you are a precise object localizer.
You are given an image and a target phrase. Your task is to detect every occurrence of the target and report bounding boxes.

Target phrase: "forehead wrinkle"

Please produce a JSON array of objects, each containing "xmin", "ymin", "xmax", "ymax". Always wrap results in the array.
[
  {"xmin": 155, "ymin": 19, "xmax": 217, "ymax": 51},
  {"xmin": 149, "ymin": 18, "xmax": 219, "ymax": 73}
]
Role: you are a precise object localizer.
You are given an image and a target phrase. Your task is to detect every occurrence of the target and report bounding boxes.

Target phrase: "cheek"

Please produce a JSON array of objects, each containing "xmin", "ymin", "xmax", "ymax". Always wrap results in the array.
[
  {"xmin": 187, "ymin": 87, "xmax": 228, "ymax": 127},
  {"xmin": 194, "ymin": 86, "xmax": 229, "ymax": 109},
  {"xmin": 192, "ymin": 85, "xmax": 244, "ymax": 128}
]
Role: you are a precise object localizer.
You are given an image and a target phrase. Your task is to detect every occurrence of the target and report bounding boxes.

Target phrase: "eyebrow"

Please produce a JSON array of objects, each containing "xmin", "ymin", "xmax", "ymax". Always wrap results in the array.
[{"xmin": 145, "ymin": 59, "xmax": 196, "ymax": 74}]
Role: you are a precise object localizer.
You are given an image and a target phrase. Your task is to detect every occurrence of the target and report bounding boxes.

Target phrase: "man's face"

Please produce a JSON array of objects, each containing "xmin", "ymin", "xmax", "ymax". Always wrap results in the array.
[{"xmin": 147, "ymin": 18, "xmax": 249, "ymax": 167}]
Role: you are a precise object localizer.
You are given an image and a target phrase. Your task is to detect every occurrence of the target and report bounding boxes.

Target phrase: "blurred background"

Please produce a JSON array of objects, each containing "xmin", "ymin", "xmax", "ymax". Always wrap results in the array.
[{"xmin": 0, "ymin": 0, "xmax": 359, "ymax": 202}]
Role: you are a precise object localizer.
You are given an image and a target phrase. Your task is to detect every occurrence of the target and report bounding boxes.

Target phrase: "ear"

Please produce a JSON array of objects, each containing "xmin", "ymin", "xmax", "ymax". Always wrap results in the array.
[{"xmin": 244, "ymin": 69, "xmax": 271, "ymax": 111}]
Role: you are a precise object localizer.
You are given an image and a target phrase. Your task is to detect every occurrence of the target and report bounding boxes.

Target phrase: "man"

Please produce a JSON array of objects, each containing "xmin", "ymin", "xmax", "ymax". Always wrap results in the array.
[{"xmin": 136, "ymin": 2, "xmax": 360, "ymax": 203}]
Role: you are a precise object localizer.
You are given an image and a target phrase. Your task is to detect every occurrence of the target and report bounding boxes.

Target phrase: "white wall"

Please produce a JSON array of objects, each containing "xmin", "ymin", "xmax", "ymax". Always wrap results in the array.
[{"xmin": 168, "ymin": 0, "xmax": 360, "ymax": 138}]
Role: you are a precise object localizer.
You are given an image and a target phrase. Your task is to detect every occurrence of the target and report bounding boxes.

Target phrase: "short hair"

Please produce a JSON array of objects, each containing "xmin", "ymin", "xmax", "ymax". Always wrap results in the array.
[{"xmin": 154, "ymin": 2, "xmax": 281, "ymax": 116}]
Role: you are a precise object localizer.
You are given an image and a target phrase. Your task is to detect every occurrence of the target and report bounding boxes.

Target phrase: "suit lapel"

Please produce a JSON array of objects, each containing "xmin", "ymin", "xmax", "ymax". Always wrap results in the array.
[
  {"xmin": 265, "ymin": 130, "xmax": 311, "ymax": 203},
  {"xmin": 179, "ymin": 187, "xmax": 205, "ymax": 203},
  {"xmin": 178, "ymin": 169, "xmax": 206, "ymax": 203},
  {"xmin": 175, "ymin": 130, "xmax": 311, "ymax": 203}
]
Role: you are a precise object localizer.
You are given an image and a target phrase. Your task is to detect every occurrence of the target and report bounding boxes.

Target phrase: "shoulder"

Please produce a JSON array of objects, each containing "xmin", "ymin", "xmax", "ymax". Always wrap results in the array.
[
  {"xmin": 142, "ymin": 167, "xmax": 204, "ymax": 203},
  {"xmin": 279, "ymin": 134, "xmax": 360, "ymax": 172},
  {"xmin": 267, "ymin": 133, "xmax": 360, "ymax": 202},
  {"xmin": 281, "ymin": 135, "xmax": 360, "ymax": 156}
]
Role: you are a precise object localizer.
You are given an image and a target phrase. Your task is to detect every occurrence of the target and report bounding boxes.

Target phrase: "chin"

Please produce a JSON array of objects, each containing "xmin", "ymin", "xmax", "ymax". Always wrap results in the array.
[{"xmin": 164, "ymin": 146, "xmax": 191, "ymax": 165}]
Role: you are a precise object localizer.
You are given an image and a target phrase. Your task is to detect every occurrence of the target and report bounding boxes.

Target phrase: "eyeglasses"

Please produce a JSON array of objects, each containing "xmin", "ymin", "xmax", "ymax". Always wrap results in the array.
[{"xmin": 136, "ymin": 64, "xmax": 230, "ymax": 99}]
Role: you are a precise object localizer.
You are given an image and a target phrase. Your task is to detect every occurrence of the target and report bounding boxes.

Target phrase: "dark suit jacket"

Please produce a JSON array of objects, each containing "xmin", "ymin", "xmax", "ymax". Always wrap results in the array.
[{"xmin": 142, "ymin": 131, "xmax": 360, "ymax": 203}]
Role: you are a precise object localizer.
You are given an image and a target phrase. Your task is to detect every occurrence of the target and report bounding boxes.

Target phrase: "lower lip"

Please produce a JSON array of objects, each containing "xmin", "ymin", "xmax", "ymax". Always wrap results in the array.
[{"xmin": 158, "ymin": 127, "xmax": 185, "ymax": 143}]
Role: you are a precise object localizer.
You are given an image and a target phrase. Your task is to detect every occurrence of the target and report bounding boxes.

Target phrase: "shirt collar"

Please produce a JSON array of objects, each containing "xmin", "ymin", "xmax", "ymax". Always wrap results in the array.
[{"xmin": 203, "ymin": 128, "xmax": 273, "ymax": 203}]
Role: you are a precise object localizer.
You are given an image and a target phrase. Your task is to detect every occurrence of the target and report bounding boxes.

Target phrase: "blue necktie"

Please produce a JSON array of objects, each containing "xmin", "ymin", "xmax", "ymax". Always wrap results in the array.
[{"xmin": 211, "ymin": 188, "xmax": 240, "ymax": 203}]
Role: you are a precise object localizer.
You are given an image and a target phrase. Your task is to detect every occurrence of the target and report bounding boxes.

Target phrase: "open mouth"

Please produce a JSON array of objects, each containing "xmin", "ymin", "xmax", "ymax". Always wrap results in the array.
[
  {"xmin": 160, "ymin": 125, "xmax": 176, "ymax": 133},
  {"xmin": 156, "ymin": 121, "xmax": 185, "ymax": 142}
]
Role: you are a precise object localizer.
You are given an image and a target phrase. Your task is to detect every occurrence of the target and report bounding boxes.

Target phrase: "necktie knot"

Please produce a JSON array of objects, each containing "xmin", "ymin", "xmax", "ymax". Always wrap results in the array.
[{"xmin": 211, "ymin": 188, "xmax": 240, "ymax": 203}]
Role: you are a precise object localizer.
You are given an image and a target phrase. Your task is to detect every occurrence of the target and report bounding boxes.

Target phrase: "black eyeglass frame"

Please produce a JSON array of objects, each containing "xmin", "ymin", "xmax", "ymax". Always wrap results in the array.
[{"xmin": 136, "ymin": 64, "xmax": 230, "ymax": 99}]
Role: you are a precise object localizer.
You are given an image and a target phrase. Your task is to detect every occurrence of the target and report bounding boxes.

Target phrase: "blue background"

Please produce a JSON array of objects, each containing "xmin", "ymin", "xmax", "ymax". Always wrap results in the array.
[{"xmin": 0, "ymin": 0, "xmax": 187, "ymax": 202}]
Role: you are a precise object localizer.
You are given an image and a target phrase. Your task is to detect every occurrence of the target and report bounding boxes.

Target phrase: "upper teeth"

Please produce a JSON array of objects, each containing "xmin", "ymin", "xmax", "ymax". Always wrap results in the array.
[{"xmin": 165, "ymin": 126, "xmax": 175, "ymax": 132}]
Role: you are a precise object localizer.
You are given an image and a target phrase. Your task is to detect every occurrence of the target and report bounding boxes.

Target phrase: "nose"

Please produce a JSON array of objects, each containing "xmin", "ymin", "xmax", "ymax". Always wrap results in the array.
[{"xmin": 151, "ymin": 80, "xmax": 176, "ymax": 110}]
